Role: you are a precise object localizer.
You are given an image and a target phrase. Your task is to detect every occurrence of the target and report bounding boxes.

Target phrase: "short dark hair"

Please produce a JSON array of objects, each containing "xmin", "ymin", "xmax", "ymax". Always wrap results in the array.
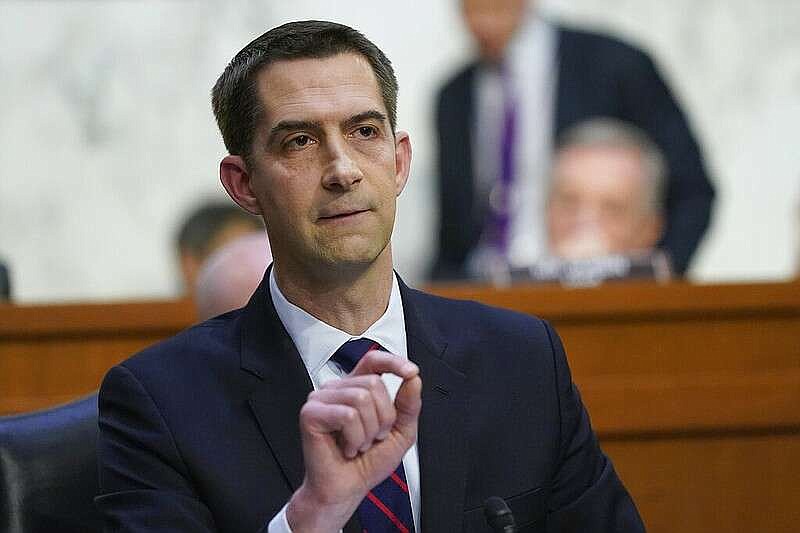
[
  {"xmin": 211, "ymin": 20, "xmax": 399, "ymax": 162},
  {"xmin": 176, "ymin": 201, "xmax": 262, "ymax": 259}
]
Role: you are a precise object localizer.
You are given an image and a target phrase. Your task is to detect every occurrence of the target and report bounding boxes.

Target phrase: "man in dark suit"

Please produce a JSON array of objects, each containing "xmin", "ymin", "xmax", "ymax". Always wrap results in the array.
[
  {"xmin": 0, "ymin": 260, "xmax": 10, "ymax": 302},
  {"xmin": 97, "ymin": 21, "xmax": 644, "ymax": 532},
  {"xmin": 433, "ymin": 0, "xmax": 715, "ymax": 280}
]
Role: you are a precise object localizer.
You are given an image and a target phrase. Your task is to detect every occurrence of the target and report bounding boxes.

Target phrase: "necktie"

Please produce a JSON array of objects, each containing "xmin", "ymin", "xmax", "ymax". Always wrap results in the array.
[
  {"xmin": 331, "ymin": 338, "xmax": 416, "ymax": 533},
  {"xmin": 485, "ymin": 64, "xmax": 517, "ymax": 256}
]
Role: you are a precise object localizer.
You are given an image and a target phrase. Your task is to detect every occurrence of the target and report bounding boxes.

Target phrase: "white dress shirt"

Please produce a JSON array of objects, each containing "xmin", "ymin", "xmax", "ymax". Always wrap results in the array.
[
  {"xmin": 267, "ymin": 269, "xmax": 421, "ymax": 532},
  {"xmin": 470, "ymin": 14, "xmax": 558, "ymax": 272}
]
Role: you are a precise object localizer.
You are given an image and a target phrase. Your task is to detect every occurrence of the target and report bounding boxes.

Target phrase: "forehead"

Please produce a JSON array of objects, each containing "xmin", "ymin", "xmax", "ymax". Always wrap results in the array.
[
  {"xmin": 555, "ymin": 145, "xmax": 646, "ymax": 196},
  {"xmin": 255, "ymin": 52, "xmax": 385, "ymax": 126},
  {"xmin": 463, "ymin": 0, "xmax": 525, "ymax": 16}
]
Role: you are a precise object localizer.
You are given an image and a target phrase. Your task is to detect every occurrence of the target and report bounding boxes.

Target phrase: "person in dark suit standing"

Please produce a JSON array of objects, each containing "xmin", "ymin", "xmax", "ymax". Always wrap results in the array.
[
  {"xmin": 96, "ymin": 20, "xmax": 644, "ymax": 532},
  {"xmin": 433, "ymin": 0, "xmax": 715, "ymax": 280},
  {"xmin": 0, "ymin": 260, "xmax": 10, "ymax": 302}
]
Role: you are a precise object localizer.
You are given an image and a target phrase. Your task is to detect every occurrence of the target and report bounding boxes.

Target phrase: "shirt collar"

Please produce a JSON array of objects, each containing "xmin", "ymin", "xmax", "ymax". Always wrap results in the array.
[
  {"xmin": 269, "ymin": 269, "xmax": 407, "ymax": 379},
  {"xmin": 477, "ymin": 14, "xmax": 554, "ymax": 79},
  {"xmin": 507, "ymin": 14, "xmax": 554, "ymax": 76}
]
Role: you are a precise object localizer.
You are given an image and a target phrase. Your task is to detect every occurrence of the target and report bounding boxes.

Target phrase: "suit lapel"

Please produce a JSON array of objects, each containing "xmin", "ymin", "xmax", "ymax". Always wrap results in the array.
[
  {"xmin": 240, "ymin": 271, "xmax": 363, "ymax": 532},
  {"xmin": 458, "ymin": 64, "xmax": 483, "ymax": 253},
  {"xmin": 240, "ymin": 270, "xmax": 312, "ymax": 491},
  {"xmin": 400, "ymin": 280, "xmax": 469, "ymax": 532},
  {"xmin": 242, "ymin": 272, "xmax": 466, "ymax": 531}
]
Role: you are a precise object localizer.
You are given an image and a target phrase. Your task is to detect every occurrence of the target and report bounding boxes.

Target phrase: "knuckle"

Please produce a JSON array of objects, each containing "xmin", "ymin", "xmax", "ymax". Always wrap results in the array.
[
  {"xmin": 354, "ymin": 389, "xmax": 371, "ymax": 405},
  {"xmin": 342, "ymin": 407, "xmax": 358, "ymax": 423},
  {"xmin": 366, "ymin": 375, "xmax": 382, "ymax": 390},
  {"xmin": 298, "ymin": 403, "xmax": 314, "ymax": 422}
]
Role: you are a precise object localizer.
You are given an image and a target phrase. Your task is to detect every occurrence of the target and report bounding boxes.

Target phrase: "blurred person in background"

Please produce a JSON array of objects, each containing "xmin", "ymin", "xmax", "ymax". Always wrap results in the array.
[
  {"xmin": 194, "ymin": 231, "xmax": 272, "ymax": 321},
  {"xmin": 546, "ymin": 118, "xmax": 665, "ymax": 262},
  {"xmin": 432, "ymin": 0, "xmax": 714, "ymax": 281},
  {"xmin": 175, "ymin": 201, "xmax": 263, "ymax": 295},
  {"xmin": 0, "ymin": 260, "xmax": 10, "ymax": 302}
]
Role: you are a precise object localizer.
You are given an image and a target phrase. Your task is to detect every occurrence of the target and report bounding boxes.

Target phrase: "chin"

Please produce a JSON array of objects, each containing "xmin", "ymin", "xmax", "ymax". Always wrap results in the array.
[{"xmin": 316, "ymin": 236, "xmax": 390, "ymax": 268}]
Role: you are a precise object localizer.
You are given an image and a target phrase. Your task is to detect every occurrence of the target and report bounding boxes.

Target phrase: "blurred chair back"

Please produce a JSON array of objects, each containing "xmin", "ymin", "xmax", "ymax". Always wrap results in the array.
[{"xmin": 0, "ymin": 393, "xmax": 102, "ymax": 533}]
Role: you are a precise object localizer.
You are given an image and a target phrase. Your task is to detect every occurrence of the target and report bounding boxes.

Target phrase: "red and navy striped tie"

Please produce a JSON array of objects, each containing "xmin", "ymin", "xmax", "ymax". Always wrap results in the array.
[{"xmin": 331, "ymin": 338, "xmax": 416, "ymax": 533}]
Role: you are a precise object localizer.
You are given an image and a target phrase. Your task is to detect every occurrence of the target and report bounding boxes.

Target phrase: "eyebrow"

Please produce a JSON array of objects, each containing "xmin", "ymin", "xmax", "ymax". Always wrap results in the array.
[
  {"xmin": 342, "ymin": 110, "xmax": 388, "ymax": 131},
  {"xmin": 268, "ymin": 119, "xmax": 321, "ymax": 145},
  {"xmin": 267, "ymin": 110, "xmax": 389, "ymax": 145}
]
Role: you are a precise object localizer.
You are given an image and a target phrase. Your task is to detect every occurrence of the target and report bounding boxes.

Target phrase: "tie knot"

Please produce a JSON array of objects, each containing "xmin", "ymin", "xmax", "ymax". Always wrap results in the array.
[{"xmin": 331, "ymin": 338, "xmax": 382, "ymax": 374}]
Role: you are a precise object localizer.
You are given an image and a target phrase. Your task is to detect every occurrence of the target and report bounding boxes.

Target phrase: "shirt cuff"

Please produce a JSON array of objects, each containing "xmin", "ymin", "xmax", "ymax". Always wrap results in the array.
[{"xmin": 267, "ymin": 504, "xmax": 293, "ymax": 533}]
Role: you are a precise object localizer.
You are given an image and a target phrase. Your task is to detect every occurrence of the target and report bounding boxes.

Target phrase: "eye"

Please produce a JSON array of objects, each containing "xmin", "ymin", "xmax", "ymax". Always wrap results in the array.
[
  {"xmin": 355, "ymin": 125, "xmax": 377, "ymax": 138},
  {"xmin": 285, "ymin": 134, "xmax": 315, "ymax": 150}
]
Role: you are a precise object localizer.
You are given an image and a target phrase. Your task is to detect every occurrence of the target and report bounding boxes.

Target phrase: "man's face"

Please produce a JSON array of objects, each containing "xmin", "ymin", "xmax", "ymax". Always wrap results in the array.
[
  {"xmin": 462, "ymin": 0, "xmax": 528, "ymax": 62},
  {"xmin": 546, "ymin": 145, "xmax": 662, "ymax": 260},
  {"xmin": 241, "ymin": 53, "xmax": 410, "ymax": 277}
]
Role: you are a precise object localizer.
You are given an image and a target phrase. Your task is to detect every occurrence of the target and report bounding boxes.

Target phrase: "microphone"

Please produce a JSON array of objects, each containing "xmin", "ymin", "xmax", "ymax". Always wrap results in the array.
[{"xmin": 484, "ymin": 496, "xmax": 517, "ymax": 533}]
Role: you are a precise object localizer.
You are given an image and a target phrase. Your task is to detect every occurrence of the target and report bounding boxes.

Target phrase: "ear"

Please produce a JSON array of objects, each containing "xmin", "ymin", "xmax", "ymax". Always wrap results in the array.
[
  {"xmin": 220, "ymin": 155, "xmax": 263, "ymax": 215},
  {"xmin": 393, "ymin": 131, "xmax": 412, "ymax": 196}
]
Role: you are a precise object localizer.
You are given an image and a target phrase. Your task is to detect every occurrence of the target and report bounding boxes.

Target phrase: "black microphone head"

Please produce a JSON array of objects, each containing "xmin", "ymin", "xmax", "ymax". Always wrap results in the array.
[{"xmin": 484, "ymin": 496, "xmax": 516, "ymax": 532}]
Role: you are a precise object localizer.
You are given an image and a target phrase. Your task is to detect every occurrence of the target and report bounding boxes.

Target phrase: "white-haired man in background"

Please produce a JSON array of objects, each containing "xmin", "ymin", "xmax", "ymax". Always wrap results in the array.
[
  {"xmin": 546, "ymin": 118, "xmax": 666, "ymax": 263},
  {"xmin": 194, "ymin": 231, "xmax": 272, "ymax": 321}
]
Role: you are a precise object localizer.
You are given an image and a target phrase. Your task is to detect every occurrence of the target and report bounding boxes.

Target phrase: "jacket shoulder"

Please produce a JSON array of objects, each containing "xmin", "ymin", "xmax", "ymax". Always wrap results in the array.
[
  {"xmin": 116, "ymin": 310, "xmax": 242, "ymax": 383},
  {"xmin": 406, "ymin": 287, "xmax": 550, "ymax": 343},
  {"xmin": 557, "ymin": 23, "xmax": 643, "ymax": 53},
  {"xmin": 437, "ymin": 62, "xmax": 478, "ymax": 102},
  {"xmin": 556, "ymin": 23, "xmax": 652, "ymax": 66}
]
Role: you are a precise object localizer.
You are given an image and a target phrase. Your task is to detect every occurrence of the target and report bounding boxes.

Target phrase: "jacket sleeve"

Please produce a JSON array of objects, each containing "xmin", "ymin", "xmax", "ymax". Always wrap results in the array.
[
  {"xmin": 96, "ymin": 364, "xmax": 227, "ymax": 532},
  {"xmin": 542, "ymin": 321, "xmax": 646, "ymax": 532}
]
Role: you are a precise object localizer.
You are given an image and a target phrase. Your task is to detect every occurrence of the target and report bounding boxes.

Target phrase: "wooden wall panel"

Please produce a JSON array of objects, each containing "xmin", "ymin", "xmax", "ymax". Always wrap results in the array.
[
  {"xmin": 0, "ymin": 336, "xmax": 165, "ymax": 413},
  {"xmin": 0, "ymin": 299, "xmax": 194, "ymax": 414},
  {"xmin": 604, "ymin": 432, "xmax": 800, "ymax": 533}
]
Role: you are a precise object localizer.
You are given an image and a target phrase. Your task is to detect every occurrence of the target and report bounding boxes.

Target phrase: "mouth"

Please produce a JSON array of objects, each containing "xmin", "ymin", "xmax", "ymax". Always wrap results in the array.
[{"xmin": 318, "ymin": 209, "xmax": 370, "ymax": 222}]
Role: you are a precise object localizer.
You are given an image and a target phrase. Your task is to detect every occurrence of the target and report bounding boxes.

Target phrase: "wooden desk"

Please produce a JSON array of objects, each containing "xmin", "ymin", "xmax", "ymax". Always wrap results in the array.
[{"xmin": 1, "ymin": 281, "xmax": 798, "ymax": 532}]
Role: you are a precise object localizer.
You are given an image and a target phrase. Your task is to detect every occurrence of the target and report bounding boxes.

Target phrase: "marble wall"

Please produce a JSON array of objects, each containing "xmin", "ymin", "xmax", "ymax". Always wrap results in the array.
[{"xmin": 0, "ymin": 0, "xmax": 798, "ymax": 302}]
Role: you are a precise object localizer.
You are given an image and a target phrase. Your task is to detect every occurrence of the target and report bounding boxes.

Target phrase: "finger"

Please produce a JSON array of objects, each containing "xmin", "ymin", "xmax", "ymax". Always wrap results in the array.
[
  {"xmin": 321, "ymin": 375, "xmax": 396, "ymax": 440},
  {"xmin": 310, "ymin": 388, "xmax": 381, "ymax": 452},
  {"xmin": 349, "ymin": 351, "xmax": 418, "ymax": 441},
  {"xmin": 300, "ymin": 400, "xmax": 366, "ymax": 459},
  {"xmin": 392, "ymin": 375, "xmax": 422, "ymax": 445},
  {"xmin": 350, "ymin": 350, "xmax": 419, "ymax": 381}
]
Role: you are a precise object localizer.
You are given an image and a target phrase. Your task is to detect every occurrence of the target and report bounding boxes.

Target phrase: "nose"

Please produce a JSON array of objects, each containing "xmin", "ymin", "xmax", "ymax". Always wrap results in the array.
[
  {"xmin": 321, "ymin": 142, "xmax": 363, "ymax": 191},
  {"xmin": 572, "ymin": 203, "xmax": 602, "ymax": 229}
]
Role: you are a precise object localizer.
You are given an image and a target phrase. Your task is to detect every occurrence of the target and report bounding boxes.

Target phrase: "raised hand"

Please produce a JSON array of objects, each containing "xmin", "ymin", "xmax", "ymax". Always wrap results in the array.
[{"xmin": 286, "ymin": 350, "xmax": 422, "ymax": 533}]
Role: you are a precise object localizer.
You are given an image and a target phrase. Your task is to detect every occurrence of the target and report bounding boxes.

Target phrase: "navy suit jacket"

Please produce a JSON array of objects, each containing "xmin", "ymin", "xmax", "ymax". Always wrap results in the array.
[
  {"xmin": 96, "ymin": 274, "xmax": 644, "ymax": 532},
  {"xmin": 433, "ymin": 25, "xmax": 715, "ymax": 279}
]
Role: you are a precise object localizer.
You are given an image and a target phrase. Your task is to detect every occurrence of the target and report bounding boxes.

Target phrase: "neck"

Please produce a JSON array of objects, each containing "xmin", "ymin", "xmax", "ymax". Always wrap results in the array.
[{"xmin": 273, "ymin": 248, "xmax": 395, "ymax": 336}]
